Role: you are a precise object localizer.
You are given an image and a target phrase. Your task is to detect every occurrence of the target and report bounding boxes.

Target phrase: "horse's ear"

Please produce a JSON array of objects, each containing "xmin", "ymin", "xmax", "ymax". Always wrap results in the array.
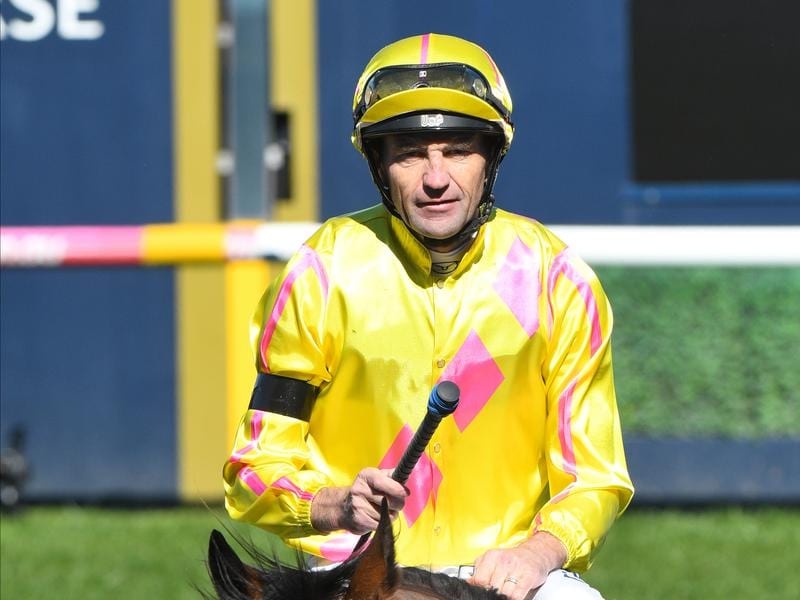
[
  {"xmin": 207, "ymin": 529, "xmax": 261, "ymax": 599},
  {"xmin": 344, "ymin": 500, "xmax": 398, "ymax": 600}
]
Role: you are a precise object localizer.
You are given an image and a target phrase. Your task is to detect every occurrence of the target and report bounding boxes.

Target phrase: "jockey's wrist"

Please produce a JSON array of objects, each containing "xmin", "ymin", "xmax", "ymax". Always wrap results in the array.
[
  {"xmin": 519, "ymin": 530, "xmax": 568, "ymax": 574},
  {"xmin": 310, "ymin": 486, "xmax": 349, "ymax": 533}
]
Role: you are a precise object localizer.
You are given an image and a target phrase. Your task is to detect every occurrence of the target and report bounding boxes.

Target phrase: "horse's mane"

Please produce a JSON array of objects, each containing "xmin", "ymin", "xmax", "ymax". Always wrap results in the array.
[
  {"xmin": 205, "ymin": 536, "xmax": 506, "ymax": 600},
  {"xmin": 204, "ymin": 529, "xmax": 358, "ymax": 599},
  {"xmin": 205, "ymin": 501, "xmax": 507, "ymax": 599},
  {"xmin": 399, "ymin": 567, "xmax": 507, "ymax": 599}
]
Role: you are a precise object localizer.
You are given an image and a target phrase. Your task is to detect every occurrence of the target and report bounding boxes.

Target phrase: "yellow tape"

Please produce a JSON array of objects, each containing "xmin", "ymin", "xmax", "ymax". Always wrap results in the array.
[{"xmin": 143, "ymin": 223, "xmax": 226, "ymax": 264}]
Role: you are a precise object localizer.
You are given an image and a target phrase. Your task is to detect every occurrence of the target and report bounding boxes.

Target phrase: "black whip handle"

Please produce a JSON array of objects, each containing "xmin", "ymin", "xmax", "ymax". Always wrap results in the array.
[
  {"xmin": 392, "ymin": 381, "xmax": 460, "ymax": 484},
  {"xmin": 351, "ymin": 381, "xmax": 460, "ymax": 554}
]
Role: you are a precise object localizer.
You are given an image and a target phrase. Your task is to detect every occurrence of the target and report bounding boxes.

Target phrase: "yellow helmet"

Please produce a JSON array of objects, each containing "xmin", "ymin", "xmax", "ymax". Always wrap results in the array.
[
  {"xmin": 352, "ymin": 33, "xmax": 514, "ymax": 156},
  {"xmin": 351, "ymin": 34, "xmax": 514, "ymax": 243}
]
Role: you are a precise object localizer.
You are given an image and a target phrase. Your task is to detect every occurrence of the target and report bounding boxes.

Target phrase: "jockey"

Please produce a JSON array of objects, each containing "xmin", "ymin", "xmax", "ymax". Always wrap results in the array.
[{"xmin": 224, "ymin": 33, "xmax": 634, "ymax": 600}]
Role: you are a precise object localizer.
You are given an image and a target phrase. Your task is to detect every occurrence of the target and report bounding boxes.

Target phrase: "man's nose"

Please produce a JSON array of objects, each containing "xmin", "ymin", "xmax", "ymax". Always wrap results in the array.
[{"xmin": 422, "ymin": 153, "xmax": 450, "ymax": 191}]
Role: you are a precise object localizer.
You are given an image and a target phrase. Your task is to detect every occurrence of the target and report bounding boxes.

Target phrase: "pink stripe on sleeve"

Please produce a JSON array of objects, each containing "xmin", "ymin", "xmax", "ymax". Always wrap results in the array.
[
  {"xmin": 259, "ymin": 245, "xmax": 329, "ymax": 370},
  {"xmin": 271, "ymin": 476, "xmax": 314, "ymax": 501},
  {"xmin": 229, "ymin": 412, "xmax": 265, "ymax": 463},
  {"xmin": 238, "ymin": 470, "xmax": 314, "ymax": 502},
  {"xmin": 250, "ymin": 411, "xmax": 265, "ymax": 438},
  {"xmin": 239, "ymin": 467, "xmax": 267, "ymax": 496},
  {"xmin": 547, "ymin": 249, "xmax": 602, "ymax": 355},
  {"xmin": 557, "ymin": 380, "xmax": 578, "ymax": 477}
]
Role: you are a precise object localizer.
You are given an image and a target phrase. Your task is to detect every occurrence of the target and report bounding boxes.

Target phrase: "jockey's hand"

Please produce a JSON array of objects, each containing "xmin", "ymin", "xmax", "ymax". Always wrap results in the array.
[
  {"xmin": 469, "ymin": 531, "xmax": 568, "ymax": 600},
  {"xmin": 310, "ymin": 467, "xmax": 408, "ymax": 535}
]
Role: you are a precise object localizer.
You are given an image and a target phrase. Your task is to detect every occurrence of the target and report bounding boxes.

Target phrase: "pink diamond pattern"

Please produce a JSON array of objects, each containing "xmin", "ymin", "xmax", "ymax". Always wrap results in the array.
[
  {"xmin": 379, "ymin": 424, "xmax": 442, "ymax": 527},
  {"xmin": 493, "ymin": 236, "xmax": 540, "ymax": 337},
  {"xmin": 439, "ymin": 330, "xmax": 505, "ymax": 431},
  {"xmin": 319, "ymin": 532, "xmax": 361, "ymax": 562}
]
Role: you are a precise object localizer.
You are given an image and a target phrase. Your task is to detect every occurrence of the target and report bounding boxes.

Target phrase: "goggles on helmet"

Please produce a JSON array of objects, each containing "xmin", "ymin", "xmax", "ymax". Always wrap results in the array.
[{"xmin": 354, "ymin": 63, "xmax": 511, "ymax": 124}]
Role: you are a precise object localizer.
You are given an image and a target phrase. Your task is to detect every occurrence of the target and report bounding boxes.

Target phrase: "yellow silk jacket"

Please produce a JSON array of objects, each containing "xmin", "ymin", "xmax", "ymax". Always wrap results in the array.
[{"xmin": 224, "ymin": 204, "xmax": 634, "ymax": 571}]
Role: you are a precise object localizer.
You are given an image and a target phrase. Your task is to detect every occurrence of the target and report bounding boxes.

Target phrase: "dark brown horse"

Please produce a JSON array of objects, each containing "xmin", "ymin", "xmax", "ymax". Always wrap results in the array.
[{"xmin": 206, "ymin": 501, "xmax": 507, "ymax": 600}]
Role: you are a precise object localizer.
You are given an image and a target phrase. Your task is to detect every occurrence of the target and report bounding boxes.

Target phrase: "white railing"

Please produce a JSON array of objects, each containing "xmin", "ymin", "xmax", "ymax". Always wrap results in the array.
[{"xmin": 2, "ymin": 223, "xmax": 799, "ymax": 267}]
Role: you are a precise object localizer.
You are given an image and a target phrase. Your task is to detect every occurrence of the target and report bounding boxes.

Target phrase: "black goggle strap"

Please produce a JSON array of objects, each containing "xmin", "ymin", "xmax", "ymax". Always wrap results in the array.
[{"xmin": 248, "ymin": 372, "xmax": 318, "ymax": 421}]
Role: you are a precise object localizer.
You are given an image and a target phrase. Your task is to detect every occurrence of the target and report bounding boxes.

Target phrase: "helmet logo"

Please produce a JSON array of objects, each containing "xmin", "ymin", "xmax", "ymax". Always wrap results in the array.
[
  {"xmin": 413, "ymin": 70, "xmax": 429, "ymax": 89},
  {"xmin": 420, "ymin": 114, "xmax": 444, "ymax": 127}
]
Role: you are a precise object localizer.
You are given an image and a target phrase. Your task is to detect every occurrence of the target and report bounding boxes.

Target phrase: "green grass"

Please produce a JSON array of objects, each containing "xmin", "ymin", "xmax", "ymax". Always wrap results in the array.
[
  {"xmin": 596, "ymin": 266, "xmax": 800, "ymax": 437},
  {"xmin": 0, "ymin": 505, "xmax": 228, "ymax": 599},
  {"xmin": 2, "ymin": 506, "xmax": 799, "ymax": 599},
  {"xmin": 585, "ymin": 507, "xmax": 800, "ymax": 599}
]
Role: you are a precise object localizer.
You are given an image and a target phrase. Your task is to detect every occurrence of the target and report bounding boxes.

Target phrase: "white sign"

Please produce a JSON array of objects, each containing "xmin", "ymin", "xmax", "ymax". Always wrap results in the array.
[{"xmin": 0, "ymin": 0, "xmax": 104, "ymax": 41}]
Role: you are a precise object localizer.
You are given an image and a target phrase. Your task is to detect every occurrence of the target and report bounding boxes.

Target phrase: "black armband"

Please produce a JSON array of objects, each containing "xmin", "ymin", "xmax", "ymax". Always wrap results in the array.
[{"xmin": 248, "ymin": 373, "xmax": 317, "ymax": 421}]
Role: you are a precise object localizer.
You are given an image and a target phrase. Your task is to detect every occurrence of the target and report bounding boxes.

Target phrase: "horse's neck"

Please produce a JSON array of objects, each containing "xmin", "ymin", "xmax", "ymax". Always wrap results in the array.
[
  {"xmin": 388, "ymin": 569, "xmax": 503, "ymax": 600},
  {"xmin": 386, "ymin": 587, "xmax": 450, "ymax": 600}
]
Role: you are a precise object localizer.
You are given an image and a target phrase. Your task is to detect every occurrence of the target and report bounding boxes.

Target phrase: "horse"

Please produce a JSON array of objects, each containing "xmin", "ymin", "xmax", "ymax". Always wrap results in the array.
[{"xmin": 206, "ymin": 500, "xmax": 507, "ymax": 600}]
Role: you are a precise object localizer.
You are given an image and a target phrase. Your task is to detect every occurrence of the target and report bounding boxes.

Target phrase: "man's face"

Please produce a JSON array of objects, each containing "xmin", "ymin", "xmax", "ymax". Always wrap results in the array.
[{"xmin": 381, "ymin": 133, "xmax": 489, "ymax": 250}]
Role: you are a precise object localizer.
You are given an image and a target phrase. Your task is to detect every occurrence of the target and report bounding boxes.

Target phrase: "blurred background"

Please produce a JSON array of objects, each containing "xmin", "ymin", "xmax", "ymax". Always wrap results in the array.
[{"xmin": 1, "ymin": 0, "xmax": 799, "ymax": 597}]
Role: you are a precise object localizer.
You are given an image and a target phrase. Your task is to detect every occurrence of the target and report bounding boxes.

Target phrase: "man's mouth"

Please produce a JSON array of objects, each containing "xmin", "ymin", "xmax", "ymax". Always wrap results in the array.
[{"xmin": 417, "ymin": 198, "xmax": 458, "ymax": 208}]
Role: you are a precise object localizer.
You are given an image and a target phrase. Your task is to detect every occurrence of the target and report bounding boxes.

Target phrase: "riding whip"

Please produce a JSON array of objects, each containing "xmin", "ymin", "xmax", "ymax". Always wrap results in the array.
[
  {"xmin": 391, "ymin": 381, "xmax": 460, "ymax": 484},
  {"xmin": 353, "ymin": 381, "xmax": 460, "ymax": 554}
]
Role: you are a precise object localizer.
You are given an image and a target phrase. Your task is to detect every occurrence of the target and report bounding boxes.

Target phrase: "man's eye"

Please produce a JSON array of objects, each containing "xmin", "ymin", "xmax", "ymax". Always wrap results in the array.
[
  {"xmin": 396, "ymin": 151, "xmax": 424, "ymax": 161},
  {"xmin": 447, "ymin": 148, "xmax": 471, "ymax": 158}
]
